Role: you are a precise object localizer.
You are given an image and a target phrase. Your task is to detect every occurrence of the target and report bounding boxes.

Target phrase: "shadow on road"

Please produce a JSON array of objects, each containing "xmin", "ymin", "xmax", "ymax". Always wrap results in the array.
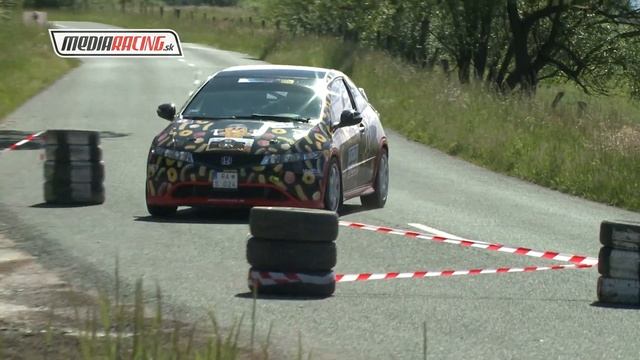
[
  {"xmin": 234, "ymin": 292, "xmax": 331, "ymax": 301},
  {"xmin": 133, "ymin": 207, "xmax": 250, "ymax": 225},
  {"xmin": 30, "ymin": 202, "xmax": 102, "ymax": 209},
  {"xmin": 590, "ymin": 301, "xmax": 640, "ymax": 310},
  {"xmin": 134, "ymin": 204, "xmax": 367, "ymax": 224},
  {"xmin": 338, "ymin": 203, "xmax": 369, "ymax": 217}
]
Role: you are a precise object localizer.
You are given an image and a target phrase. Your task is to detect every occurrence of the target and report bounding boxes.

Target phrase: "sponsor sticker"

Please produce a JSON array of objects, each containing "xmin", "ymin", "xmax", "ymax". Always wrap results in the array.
[{"xmin": 49, "ymin": 29, "xmax": 182, "ymax": 57}]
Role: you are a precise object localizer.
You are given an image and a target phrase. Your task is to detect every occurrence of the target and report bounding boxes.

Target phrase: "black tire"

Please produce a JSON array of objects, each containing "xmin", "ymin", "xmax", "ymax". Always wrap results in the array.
[
  {"xmin": 246, "ymin": 237, "xmax": 336, "ymax": 272},
  {"xmin": 324, "ymin": 157, "xmax": 342, "ymax": 212},
  {"xmin": 361, "ymin": 149, "xmax": 388, "ymax": 209},
  {"xmin": 145, "ymin": 181, "xmax": 177, "ymax": 217},
  {"xmin": 44, "ymin": 161, "xmax": 105, "ymax": 183},
  {"xmin": 45, "ymin": 144, "xmax": 102, "ymax": 162},
  {"xmin": 598, "ymin": 247, "xmax": 611, "ymax": 277},
  {"xmin": 249, "ymin": 207, "xmax": 338, "ymax": 242},
  {"xmin": 44, "ymin": 181, "xmax": 105, "ymax": 204},
  {"xmin": 45, "ymin": 130, "xmax": 100, "ymax": 146},
  {"xmin": 598, "ymin": 247, "xmax": 640, "ymax": 279},
  {"xmin": 600, "ymin": 220, "xmax": 640, "ymax": 251},
  {"xmin": 146, "ymin": 204, "xmax": 177, "ymax": 217},
  {"xmin": 248, "ymin": 268, "xmax": 336, "ymax": 297},
  {"xmin": 597, "ymin": 276, "xmax": 640, "ymax": 305}
]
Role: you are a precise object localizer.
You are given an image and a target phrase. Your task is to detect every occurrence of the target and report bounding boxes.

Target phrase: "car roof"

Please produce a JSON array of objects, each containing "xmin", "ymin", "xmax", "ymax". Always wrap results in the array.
[{"xmin": 215, "ymin": 65, "xmax": 342, "ymax": 82}]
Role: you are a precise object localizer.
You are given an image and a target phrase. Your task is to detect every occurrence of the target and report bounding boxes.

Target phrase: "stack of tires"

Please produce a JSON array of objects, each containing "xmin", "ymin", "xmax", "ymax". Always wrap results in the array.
[
  {"xmin": 597, "ymin": 220, "xmax": 640, "ymax": 305},
  {"xmin": 44, "ymin": 130, "xmax": 105, "ymax": 205},
  {"xmin": 247, "ymin": 207, "xmax": 338, "ymax": 297}
]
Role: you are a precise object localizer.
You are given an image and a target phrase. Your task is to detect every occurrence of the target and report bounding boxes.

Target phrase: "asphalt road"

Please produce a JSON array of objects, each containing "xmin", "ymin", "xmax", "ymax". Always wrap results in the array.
[{"xmin": 2, "ymin": 21, "xmax": 640, "ymax": 359}]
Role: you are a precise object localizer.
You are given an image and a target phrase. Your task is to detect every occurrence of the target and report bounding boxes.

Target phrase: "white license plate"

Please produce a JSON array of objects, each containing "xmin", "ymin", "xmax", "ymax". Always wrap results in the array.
[{"xmin": 213, "ymin": 171, "xmax": 238, "ymax": 189}]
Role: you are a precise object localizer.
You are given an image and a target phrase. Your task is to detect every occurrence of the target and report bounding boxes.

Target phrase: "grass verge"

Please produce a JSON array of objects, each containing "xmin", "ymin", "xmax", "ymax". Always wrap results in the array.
[
  {"xmin": 0, "ymin": 260, "xmax": 277, "ymax": 359},
  {"xmin": 48, "ymin": 9, "xmax": 640, "ymax": 211},
  {"xmin": 0, "ymin": 17, "xmax": 78, "ymax": 121}
]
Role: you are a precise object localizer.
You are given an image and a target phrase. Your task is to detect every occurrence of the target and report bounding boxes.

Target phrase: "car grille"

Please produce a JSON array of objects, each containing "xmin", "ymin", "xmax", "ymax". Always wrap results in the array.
[
  {"xmin": 192, "ymin": 153, "xmax": 263, "ymax": 169},
  {"xmin": 172, "ymin": 185, "xmax": 289, "ymax": 201}
]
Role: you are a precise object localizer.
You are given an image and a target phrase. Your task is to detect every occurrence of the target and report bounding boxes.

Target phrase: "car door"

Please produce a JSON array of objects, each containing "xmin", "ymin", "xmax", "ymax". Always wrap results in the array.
[
  {"xmin": 344, "ymin": 77, "xmax": 378, "ymax": 187},
  {"xmin": 328, "ymin": 78, "xmax": 360, "ymax": 193}
]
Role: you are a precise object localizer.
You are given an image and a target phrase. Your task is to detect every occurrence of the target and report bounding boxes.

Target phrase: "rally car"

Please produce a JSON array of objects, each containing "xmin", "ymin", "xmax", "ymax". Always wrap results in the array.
[{"xmin": 145, "ymin": 65, "xmax": 388, "ymax": 216}]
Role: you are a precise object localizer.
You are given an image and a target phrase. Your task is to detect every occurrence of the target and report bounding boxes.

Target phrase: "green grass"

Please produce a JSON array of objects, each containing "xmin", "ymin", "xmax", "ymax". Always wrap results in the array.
[
  {"xmin": 0, "ymin": 17, "xmax": 78, "ymax": 120},
  {"xmin": 47, "ymin": 9, "xmax": 640, "ymax": 211}
]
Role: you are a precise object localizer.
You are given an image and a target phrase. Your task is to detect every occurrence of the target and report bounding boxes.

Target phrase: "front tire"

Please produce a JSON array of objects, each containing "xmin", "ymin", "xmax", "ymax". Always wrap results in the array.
[
  {"xmin": 147, "ymin": 204, "xmax": 177, "ymax": 217},
  {"xmin": 361, "ymin": 149, "xmax": 388, "ymax": 209},
  {"xmin": 145, "ymin": 182, "xmax": 177, "ymax": 217},
  {"xmin": 324, "ymin": 158, "xmax": 342, "ymax": 212}
]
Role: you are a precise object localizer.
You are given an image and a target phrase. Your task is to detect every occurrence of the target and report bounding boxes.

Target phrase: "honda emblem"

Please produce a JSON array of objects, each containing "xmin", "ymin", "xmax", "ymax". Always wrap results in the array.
[{"xmin": 221, "ymin": 155, "xmax": 233, "ymax": 166}]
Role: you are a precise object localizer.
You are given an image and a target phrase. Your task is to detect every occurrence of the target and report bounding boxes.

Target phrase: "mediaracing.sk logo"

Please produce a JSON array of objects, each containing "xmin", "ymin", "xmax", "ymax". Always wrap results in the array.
[{"xmin": 49, "ymin": 29, "xmax": 182, "ymax": 57}]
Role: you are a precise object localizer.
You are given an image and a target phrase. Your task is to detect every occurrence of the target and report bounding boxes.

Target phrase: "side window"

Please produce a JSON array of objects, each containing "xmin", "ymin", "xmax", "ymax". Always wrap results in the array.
[
  {"xmin": 344, "ymin": 78, "xmax": 368, "ymax": 112},
  {"xmin": 328, "ymin": 78, "xmax": 354, "ymax": 125}
]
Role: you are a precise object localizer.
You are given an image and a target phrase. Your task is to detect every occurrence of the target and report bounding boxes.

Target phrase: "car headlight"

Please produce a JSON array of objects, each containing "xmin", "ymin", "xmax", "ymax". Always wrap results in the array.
[
  {"xmin": 152, "ymin": 146, "xmax": 194, "ymax": 163},
  {"xmin": 260, "ymin": 151, "xmax": 322, "ymax": 165}
]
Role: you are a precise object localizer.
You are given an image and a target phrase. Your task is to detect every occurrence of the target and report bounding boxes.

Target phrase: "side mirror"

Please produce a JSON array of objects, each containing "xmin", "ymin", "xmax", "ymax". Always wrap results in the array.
[
  {"xmin": 338, "ymin": 109, "xmax": 363, "ymax": 128},
  {"xmin": 358, "ymin": 87, "xmax": 369, "ymax": 101},
  {"xmin": 157, "ymin": 103, "xmax": 176, "ymax": 121}
]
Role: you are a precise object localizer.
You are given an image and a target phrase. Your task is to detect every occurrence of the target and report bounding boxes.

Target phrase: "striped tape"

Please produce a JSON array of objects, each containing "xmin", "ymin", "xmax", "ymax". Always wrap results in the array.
[
  {"xmin": 248, "ymin": 264, "xmax": 593, "ymax": 285},
  {"xmin": 249, "ymin": 270, "xmax": 335, "ymax": 286},
  {"xmin": 334, "ymin": 264, "xmax": 593, "ymax": 282},
  {"xmin": 339, "ymin": 221, "xmax": 598, "ymax": 266},
  {"xmin": 0, "ymin": 130, "xmax": 45, "ymax": 155}
]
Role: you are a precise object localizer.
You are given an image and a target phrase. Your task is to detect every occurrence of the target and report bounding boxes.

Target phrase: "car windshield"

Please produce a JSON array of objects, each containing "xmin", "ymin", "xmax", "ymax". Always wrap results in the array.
[{"xmin": 182, "ymin": 76, "xmax": 325, "ymax": 120}]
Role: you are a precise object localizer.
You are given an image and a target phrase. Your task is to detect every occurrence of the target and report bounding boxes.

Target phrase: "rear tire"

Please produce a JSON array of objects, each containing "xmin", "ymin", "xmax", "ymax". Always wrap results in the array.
[
  {"xmin": 361, "ymin": 149, "xmax": 388, "ymax": 209},
  {"xmin": 324, "ymin": 158, "xmax": 342, "ymax": 212}
]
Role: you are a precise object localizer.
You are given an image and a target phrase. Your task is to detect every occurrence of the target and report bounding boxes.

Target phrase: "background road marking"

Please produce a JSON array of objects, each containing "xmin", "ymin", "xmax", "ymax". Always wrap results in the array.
[
  {"xmin": 340, "ymin": 221, "xmax": 598, "ymax": 266},
  {"xmin": 409, "ymin": 223, "xmax": 492, "ymax": 245}
]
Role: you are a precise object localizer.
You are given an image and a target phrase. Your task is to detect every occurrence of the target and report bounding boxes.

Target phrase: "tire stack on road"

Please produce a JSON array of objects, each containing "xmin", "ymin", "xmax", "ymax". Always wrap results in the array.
[
  {"xmin": 597, "ymin": 220, "xmax": 640, "ymax": 305},
  {"xmin": 44, "ymin": 130, "xmax": 105, "ymax": 205},
  {"xmin": 247, "ymin": 207, "xmax": 338, "ymax": 297}
]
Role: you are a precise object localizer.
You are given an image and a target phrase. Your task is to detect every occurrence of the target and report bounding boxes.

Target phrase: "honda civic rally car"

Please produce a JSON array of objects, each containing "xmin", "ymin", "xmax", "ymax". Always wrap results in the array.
[{"xmin": 145, "ymin": 65, "xmax": 389, "ymax": 216}]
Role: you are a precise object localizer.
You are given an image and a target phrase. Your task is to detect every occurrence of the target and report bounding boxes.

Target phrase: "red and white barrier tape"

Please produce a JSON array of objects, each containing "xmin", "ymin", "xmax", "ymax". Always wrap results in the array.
[
  {"xmin": 249, "ymin": 270, "xmax": 335, "ymax": 286},
  {"xmin": 249, "ymin": 264, "xmax": 593, "ymax": 285},
  {"xmin": 339, "ymin": 221, "xmax": 598, "ymax": 266},
  {"xmin": 0, "ymin": 130, "xmax": 45, "ymax": 155},
  {"xmin": 334, "ymin": 264, "xmax": 593, "ymax": 283}
]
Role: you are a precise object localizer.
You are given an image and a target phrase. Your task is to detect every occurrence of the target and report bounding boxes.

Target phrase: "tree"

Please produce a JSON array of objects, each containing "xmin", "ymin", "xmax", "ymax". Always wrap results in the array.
[{"xmin": 271, "ymin": 0, "xmax": 640, "ymax": 96}]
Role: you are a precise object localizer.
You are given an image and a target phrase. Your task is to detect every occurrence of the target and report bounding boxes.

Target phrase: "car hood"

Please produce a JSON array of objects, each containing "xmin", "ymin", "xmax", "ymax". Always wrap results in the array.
[{"xmin": 153, "ymin": 119, "xmax": 330, "ymax": 155}]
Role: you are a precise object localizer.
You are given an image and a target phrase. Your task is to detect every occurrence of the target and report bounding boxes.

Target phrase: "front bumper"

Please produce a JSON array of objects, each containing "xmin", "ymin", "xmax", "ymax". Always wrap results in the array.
[{"xmin": 146, "ymin": 152, "xmax": 328, "ymax": 209}]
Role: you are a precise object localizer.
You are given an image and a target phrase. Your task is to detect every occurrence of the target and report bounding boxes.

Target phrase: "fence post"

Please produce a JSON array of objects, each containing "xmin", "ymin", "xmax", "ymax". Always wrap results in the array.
[{"xmin": 159, "ymin": 6, "xmax": 163, "ymax": 17}]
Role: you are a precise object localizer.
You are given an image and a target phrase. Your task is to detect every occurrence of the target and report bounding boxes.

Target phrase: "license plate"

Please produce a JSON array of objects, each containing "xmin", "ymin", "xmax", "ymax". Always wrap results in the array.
[{"xmin": 213, "ymin": 171, "xmax": 238, "ymax": 190}]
